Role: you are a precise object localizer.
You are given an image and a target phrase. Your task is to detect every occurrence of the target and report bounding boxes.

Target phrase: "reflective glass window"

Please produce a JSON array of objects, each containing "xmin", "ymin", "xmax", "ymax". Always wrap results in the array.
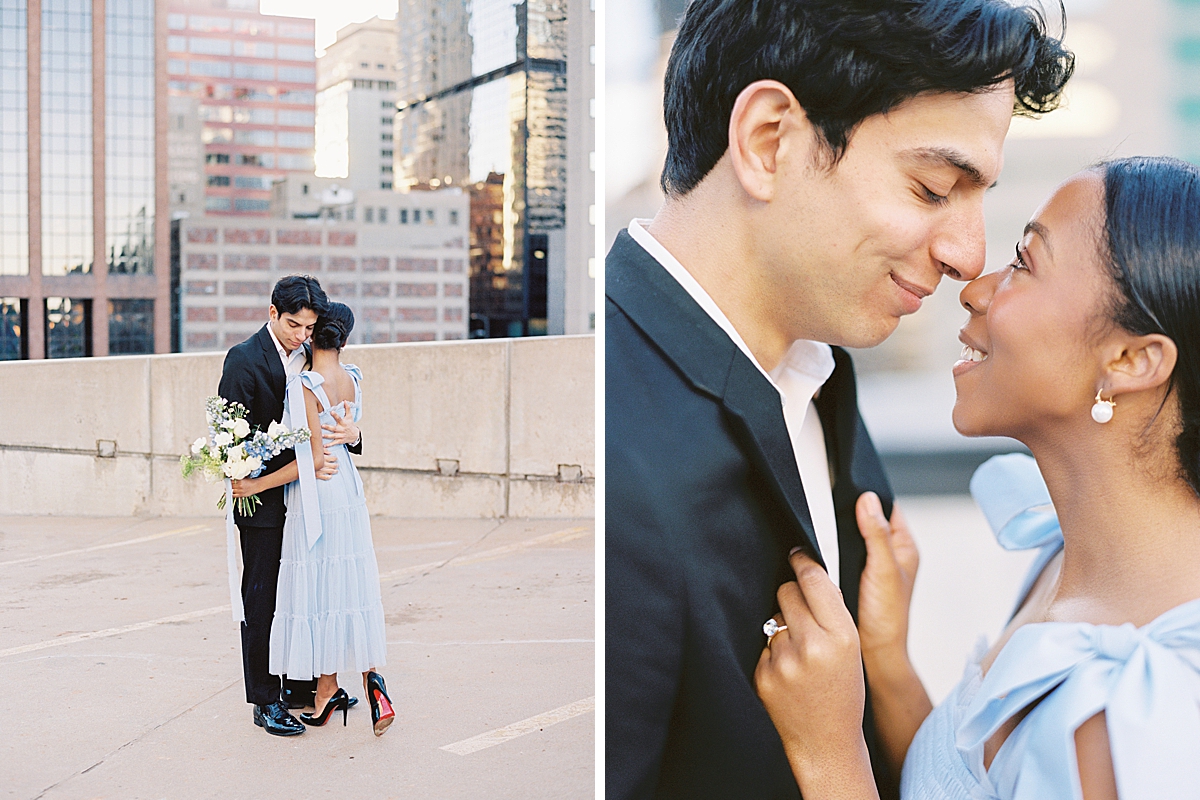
[
  {"xmin": 42, "ymin": 0, "xmax": 92, "ymax": 276},
  {"xmin": 44, "ymin": 297, "xmax": 91, "ymax": 358},
  {"xmin": 276, "ymin": 22, "xmax": 313, "ymax": 40},
  {"xmin": 278, "ymin": 131, "xmax": 313, "ymax": 148},
  {"xmin": 278, "ymin": 66, "xmax": 315, "ymax": 84},
  {"xmin": 107, "ymin": 0, "xmax": 155, "ymax": 275},
  {"xmin": 0, "ymin": 297, "xmax": 25, "ymax": 359},
  {"xmin": 234, "ymin": 62, "xmax": 274, "ymax": 81},
  {"xmin": 278, "ymin": 109, "xmax": 314, "ymax": 126},
  {"xmin": 189, "ymin": 37, "xmax": 231, "ymax": 56},
  {"xmin": 191, "ymin": 60, "xmax": 231, "ymax": 78},
  {"xmin": 277, "ymin": 44, "xmax": 314, "ymax": 62},
  {"xmin": 0, "ymin": 0, "xmax": 27, "ymax": 276},
  {"xmin": 233, "ymin": 198, "xmax": 270, "ymax": 211},
  {"xmin": 233, "ymin": 40, "xmax": 274, "ymax": 59},
  {"xmin": 107, "ymin": 298, "xmax": 154, "ymax": 354}
]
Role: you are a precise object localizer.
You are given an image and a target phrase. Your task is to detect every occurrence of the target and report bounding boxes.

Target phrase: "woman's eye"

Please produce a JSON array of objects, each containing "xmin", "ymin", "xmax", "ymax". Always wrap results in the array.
[{"xmin": 1012, "ymin": 244, "xmax": 1030, "ymax": 271}]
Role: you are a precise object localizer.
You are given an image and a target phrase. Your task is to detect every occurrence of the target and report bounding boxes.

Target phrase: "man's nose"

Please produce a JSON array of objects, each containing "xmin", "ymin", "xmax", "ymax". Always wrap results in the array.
[{"xmin": 932, "ymin": 204, "xmax": 987, "ymax": 282}]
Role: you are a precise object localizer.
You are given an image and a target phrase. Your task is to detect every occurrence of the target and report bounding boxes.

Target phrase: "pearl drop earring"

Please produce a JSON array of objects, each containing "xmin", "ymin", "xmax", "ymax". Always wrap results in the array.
[{"xmin": 1091, "ymin": 389, "xmax": 1116, "ymax": 424}]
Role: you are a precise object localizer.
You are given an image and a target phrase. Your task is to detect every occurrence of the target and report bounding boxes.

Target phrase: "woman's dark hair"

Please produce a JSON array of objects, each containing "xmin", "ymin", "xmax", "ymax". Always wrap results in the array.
[
  {"xmin": 271, "ymin": 274, "xmax": 328, "ymax": 317},
  {"xmin": 1099, "ymin": 156, "xmax": 1200, "ymax": 495},
  {"xmin": 661, "ymin": 0, "xmax": 1075, "ymax": 196},
  {"xmin": 312, "ymin": 301, "xmax": 355, "ymax": 351}
]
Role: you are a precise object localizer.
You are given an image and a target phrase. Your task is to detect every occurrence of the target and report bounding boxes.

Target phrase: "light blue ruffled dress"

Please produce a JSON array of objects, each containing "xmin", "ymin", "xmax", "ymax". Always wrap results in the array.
[
  {"xmin": 901, "ymin": 454, "xmax": 1200, "ymax": 800},
  {"xmin": 268, "ymin": 365, "xmax": 388, "ymax": 680}
]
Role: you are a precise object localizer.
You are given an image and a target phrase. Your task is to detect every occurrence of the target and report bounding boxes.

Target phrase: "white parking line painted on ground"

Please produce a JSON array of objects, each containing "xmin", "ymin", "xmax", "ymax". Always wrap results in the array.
[
  {"xmin": 0, "ymin": 605, "xmax": 230, "ymax": 659},
  {"xmin": 439, "ymin": 696, "xmax": 596, "ymax": 755},
  {"xmin": 387, "ymin": 638, "xmax": 594, "ymax": 646},
  {"xmin": 0, "ymin": 524, "xmax": 213, "ymax": 568},
  {"xmin": 377, "ymin": 525, "xmax": 592, "ymax": 580}
]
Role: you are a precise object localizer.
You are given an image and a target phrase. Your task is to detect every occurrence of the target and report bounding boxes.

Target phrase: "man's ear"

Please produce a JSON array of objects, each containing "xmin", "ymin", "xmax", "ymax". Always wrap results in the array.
[
  {"xmin": 268, "ymin": 304, "xmax": 278, "ymax": 322},
  {"xmin": 727, "ymin": 80, "xmax": 814, "ymax": 202},
  {"xmin": 1103, "ymin": 333, "xmax": 1177, "ymax": 397}
]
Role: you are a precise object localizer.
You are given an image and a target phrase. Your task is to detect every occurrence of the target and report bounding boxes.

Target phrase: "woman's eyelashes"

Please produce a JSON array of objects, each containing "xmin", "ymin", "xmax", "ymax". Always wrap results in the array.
[{"xmin": 1012, "ymin": 243, "xmax": 1031, "ymax": 271}]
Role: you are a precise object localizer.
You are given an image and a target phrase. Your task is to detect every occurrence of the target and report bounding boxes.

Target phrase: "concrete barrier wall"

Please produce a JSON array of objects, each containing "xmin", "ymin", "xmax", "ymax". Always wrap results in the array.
[{"xmin": 0, "ymin": 335, "xmax": 594, "ymax": 519}]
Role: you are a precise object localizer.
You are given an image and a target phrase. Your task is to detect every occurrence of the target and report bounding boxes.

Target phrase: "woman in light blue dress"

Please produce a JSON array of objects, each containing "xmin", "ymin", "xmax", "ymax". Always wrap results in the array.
[
  {"xmin": 236, "ymin": 302, "xmax": 395, "ymax": 735},
  {"xmin": 756, "ymin": 157, "xmax": 1200, "ymax": 799}
]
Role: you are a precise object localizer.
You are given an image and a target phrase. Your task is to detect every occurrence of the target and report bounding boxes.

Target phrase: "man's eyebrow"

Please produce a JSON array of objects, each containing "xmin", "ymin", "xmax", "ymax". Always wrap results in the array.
[
  {"xmin": 1023, "ymin": 220, "xmax": 1053, "ymax": 256},
  {"xmin": 902, "ymin": 147, "xmax": 994, "ymax": 189}
]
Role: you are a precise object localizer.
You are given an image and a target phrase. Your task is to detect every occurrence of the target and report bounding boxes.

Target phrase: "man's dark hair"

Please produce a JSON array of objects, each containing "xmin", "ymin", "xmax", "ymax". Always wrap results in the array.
[
  {"xmin": 271, "ymin": 274, "xmax": 328, "ymax": 317},
  {"xmin": 661, "ymin": 0, "xmax": 1075, "ymax": 196}
]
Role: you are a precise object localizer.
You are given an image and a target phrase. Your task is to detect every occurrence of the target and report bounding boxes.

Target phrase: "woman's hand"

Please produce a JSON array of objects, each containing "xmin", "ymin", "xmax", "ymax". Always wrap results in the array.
[
  {"xmin": 755, "ymin": 549, "xmax": 878, "ymax": 799},
  {"xmin": 231, "ymin": 477, "xmax": 261, "ymax": 498},
  {"xmin": 855, "ymin": 493, "xmax": 919, "ymax": 666}
]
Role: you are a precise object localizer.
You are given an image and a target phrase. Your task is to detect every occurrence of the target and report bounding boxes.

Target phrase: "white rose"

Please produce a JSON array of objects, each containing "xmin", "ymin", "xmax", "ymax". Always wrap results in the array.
[
  {"xmin": 222, "ymin": 460, "xmax": 237, "ymax": 478},
  {"xmin": 213, "ymin": 431, "xmax": 234, "ymax": 447},
  {"xmin": 227, "ymin": 444, "xmax": 245, "ymax": 461},
  {"xmin": 222, "ymin": 419, "xmax": 238, "ymax": 430},
  {"xmin": 233, "ymin": 419, "xmax": 251, "ymax": 439},
  {"xmin": 191, "ymin": 437, "xmax": 206, "ymax": 455},
  {"xmin": 245, "ymin": 456, "xmax": 262, "ymax": 473},
  {"xmin": 267, "ymin": 421, "xmax": 288, "ymax": 438}
]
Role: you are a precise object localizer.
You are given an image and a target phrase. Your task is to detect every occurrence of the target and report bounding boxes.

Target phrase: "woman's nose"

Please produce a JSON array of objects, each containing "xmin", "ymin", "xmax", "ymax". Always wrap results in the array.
[{"xmin": 959, "ymin": 270, "xmax": 999, "ymax": 315}]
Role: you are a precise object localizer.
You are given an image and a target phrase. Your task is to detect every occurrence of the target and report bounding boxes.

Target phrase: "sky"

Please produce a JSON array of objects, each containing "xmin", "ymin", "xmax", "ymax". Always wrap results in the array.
[{"xmin": 259, "ymin": 0, "xmax": 398, "ymax": 54}]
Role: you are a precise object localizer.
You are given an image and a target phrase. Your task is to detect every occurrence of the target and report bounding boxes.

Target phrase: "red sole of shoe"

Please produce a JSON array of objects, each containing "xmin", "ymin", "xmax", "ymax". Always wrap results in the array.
[{"xmin": 373, "ymin": 713, "xmax": 394, "ymax": 736}]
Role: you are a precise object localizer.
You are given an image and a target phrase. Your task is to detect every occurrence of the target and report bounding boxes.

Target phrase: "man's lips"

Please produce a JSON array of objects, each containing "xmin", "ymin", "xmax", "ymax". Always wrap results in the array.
[{"xmin": 891, "ymin": 273, "xmax": 933, "ymax": 314}]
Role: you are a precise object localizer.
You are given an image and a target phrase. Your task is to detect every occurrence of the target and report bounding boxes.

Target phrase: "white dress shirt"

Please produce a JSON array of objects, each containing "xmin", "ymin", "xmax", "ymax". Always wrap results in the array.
[
  {"xmin": 265, "ymin": 322, "xmax": 307, "ymax": 379},
  {"xmin": 628, "ymin": 219, "xmax": 840, "ymax": 585}
]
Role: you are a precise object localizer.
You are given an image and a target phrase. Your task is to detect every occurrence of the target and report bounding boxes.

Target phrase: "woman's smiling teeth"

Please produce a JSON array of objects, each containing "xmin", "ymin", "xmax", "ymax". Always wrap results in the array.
[{"xmin": 959, "ymin": 344, "xmax": 988, "ymax": 363}]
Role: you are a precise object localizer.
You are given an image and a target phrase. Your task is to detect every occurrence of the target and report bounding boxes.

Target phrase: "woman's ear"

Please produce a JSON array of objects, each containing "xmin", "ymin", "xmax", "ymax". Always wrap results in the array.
[
  {"xmin": 727, "ymin": 80, "xmax": 813, "ymax": 202},
  {"xmin": 1104, "ymin": 333, "xmax": 1177, "ymax": 396}
]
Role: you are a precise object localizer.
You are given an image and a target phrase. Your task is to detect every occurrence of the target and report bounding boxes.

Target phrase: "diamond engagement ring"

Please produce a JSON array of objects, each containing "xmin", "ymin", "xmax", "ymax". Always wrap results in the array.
[{"xmin": 763, "ymin": 618, "xmax": 787, "ymax": 646}]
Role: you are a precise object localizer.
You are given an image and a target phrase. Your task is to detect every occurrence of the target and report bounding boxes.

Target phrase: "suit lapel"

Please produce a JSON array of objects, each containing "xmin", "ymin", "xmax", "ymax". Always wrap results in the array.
[
  {"xmin": 256, "ymin": 324, "xmax": 287, "ymax": 403},
  {"xmin": 607, "ymin": 230, "xmax": 823, "ymax": 562}
]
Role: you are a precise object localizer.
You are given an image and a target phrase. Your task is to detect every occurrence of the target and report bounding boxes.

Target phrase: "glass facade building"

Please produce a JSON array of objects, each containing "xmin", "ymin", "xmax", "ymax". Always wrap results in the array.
[
  {"xmin": 0, "ymin": 0, "xmax": 167, "ymax": 359},
  {"xmin": 166, "ymin": 0, "xmax": 316, "ymax": 216},
  {"xmin": 395, "ymin": 0, "xmax": 568, "ymax": 337}
]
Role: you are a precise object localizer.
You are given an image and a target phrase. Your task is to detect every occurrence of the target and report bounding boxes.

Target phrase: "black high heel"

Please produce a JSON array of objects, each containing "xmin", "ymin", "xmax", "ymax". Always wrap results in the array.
[
  {"xmin": 366, "ymin": 671, "xmax": 395, "ymax": 736},
  {"xmin": 300, "ymin": 688, "xmax": 349, "ymax": 727}
]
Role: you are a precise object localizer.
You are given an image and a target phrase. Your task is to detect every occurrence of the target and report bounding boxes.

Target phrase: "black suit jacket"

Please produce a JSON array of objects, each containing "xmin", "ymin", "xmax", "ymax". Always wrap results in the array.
[
  {"xmin": 218, "ymin": 325, "xmax": 361, "ymax": 529},
  {"xmin": 605, "ymin": 230, "xmax": 897, "ymax": 800}
]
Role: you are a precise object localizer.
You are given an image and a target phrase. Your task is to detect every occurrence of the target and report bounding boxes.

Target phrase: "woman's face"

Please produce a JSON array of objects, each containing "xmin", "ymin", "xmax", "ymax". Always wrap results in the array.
[{"xmin": 952, "ymin": 171, "xmax": 1114, "ymax": 440}]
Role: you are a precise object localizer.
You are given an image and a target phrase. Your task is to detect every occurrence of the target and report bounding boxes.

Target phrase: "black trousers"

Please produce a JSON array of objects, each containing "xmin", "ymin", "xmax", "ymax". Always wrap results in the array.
[{"xmin": 238, "ymin": 523, "xmax": 317, "ymax": 705}]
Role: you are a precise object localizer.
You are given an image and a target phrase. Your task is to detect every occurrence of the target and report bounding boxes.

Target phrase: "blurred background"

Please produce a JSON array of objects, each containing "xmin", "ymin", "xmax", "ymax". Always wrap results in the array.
[{"xmin": 605, "ymin": 0, "xmax": 1185, "ymax": 699}]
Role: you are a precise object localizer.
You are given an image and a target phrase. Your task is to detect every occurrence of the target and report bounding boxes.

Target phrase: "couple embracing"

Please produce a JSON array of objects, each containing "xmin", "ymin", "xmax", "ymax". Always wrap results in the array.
[
  {"xmin": 219, "ymin": 275, "xmax": 395, "ymax": 738},
  {"xmin": 608, "ymin": 1, "xmax": 1200, "ymax": 798}
]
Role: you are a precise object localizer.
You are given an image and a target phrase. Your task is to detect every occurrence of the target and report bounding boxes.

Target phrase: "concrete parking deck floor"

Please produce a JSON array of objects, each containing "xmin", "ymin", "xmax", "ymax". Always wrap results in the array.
[{"xmin": 0, "ymin": 515, "xmax": 594, "ymax": 800}]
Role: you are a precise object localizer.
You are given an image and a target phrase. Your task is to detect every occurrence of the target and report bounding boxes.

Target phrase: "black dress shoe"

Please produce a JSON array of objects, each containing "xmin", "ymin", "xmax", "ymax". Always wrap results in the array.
[
  {"xmin": 253, "ymin": 701, "xmax": 306, "ymax": 736},
  {"xmin": 283, "ymin": 687, "xmax": 358, "ymax": 710}
]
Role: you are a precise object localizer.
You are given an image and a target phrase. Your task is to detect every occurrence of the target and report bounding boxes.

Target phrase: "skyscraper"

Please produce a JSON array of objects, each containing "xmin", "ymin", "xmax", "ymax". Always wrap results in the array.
[
  {"xmin": 315, "ymin": 16, "xmax": 399, "ymax": 192},
  {"xmin": 0, "ymin": 0, "xmax": 167, "ymax": 359},
  {"xmin": 166, "ymin": 0, "xmax": 316, "ymax": 217},
  {"xmin": 394, "ymin": 0, "xmax": 568, "ymax": 338}
]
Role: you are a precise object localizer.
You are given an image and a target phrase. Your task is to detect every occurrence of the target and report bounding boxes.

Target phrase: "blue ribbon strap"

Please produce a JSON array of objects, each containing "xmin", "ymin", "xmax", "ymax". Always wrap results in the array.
[{"xmin": 286, "ymin": 375, "xmax": 323, "ymax": 550}]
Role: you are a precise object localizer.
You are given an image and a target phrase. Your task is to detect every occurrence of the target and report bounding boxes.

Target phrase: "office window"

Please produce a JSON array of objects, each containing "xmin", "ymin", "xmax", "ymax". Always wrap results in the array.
[
  {"xmin": 44, "ymin": 297, "xmax": 91, "ymax": 358},
  {"xmin": 205, "ymin": 196, "xmax": 230, "ymax": 211},
  {"xmin": 278, "ymin": 89, "xmax": 314, "ymax": 105},
  {"xmin": 107, "ymin": 0, "xmax": 155, "ymax": 275},
  {"xmin": 233, "ymin": 198, "xmax": 270, "ymax": 212},
  {"xmin": 207, "ymin": 175, "xmax": 230, "ymax": 186},
  {"xmin": 206, "ymin": 153, "xmax": 230, "ymax": 164},
  {"xmin": 449, "ymin": 209, "xmax": 459, "ymax": 226},
  {"xmin": 0, "ymin": 298, "xmax": 26, "ymax": 360},
  {"xmin": 42, "ymin": 0, "xmax": 93, "ymax": 276},
  {"xmin": 413, "ymin": 209, "xmax": 420, "ymax": 223},
  {"xmin": 0, "ymin": 0, "xmax": 28, "ymax": 277},
  {"xmin": 364, "ymin": 207, "xmax": 374, "ymax": 223},
  {"xmin": 378, "ymin": 208, "xmax": 387, "ymax": 223},
  {"xmin": 278, "ymin": 66, "xmax": 315, "ymax": 83},
  {"xmin": 234, "ymin": 63, "xmax": 274, "ymax": 81},
  {"xmin": 278, "ymin": 109, "xmax": 315, "ymax": 126},
  {"xmin": 108, "ymin": 298, "xmax": 154, "ymax": 354},
  {"xmin": 188, "ymin": 15, "xmax": 231, "ymax": 32},
  {"xmin": 233, "ymin": 40, "xmax": 274, "ymax": 58},
  {"xmin": 189, "ymin": 37, "xmax": 231, "ymax": 56},
  {"xmin": 277, "ymin": 44, "xmax": 314, "ymax": 62}
]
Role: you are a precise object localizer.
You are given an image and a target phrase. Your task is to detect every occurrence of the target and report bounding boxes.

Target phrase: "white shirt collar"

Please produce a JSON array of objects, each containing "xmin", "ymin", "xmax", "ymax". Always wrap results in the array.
[
  {"xmin": 265, "ymin": 321, "xmax": 306, "ymax": 371},
  {"xmin": 627, "ymin": 218, "xmax": 834, "ymax": 405}
]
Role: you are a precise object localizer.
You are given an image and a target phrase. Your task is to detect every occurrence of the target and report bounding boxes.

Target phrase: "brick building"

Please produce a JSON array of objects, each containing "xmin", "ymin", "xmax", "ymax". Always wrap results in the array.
[{"xmin": 176, "ymin": 183, "xmax": 469, "ymax": 350}]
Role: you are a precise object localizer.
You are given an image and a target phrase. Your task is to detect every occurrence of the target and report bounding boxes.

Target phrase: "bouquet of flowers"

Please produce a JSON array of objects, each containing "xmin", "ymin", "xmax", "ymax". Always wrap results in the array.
[{"xmin": 180, "ymin": 395, "xmax": 311, "ymax": 516}]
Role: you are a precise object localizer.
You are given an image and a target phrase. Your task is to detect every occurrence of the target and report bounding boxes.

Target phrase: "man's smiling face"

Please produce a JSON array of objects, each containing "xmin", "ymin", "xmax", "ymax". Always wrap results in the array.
[{"xmin": 757, "ymin": 83, "xmax": 1015, "ymax": 349}]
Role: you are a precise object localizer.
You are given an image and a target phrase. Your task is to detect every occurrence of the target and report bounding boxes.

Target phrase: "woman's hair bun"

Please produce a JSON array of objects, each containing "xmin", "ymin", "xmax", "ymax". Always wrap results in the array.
[{"xmin": 312, "ymin": 301, "xmax": 355, "ymax": 351}]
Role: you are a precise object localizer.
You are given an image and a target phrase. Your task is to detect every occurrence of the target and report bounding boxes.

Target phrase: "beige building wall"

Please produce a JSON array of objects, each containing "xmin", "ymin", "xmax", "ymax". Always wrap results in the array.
[
  {"xmin": 179, "ymin": 186, "xmax": 470, "ymax": 349},
  {"xmin": 0, "ymin": 336, "xmax": 594, "ymax": 518}
]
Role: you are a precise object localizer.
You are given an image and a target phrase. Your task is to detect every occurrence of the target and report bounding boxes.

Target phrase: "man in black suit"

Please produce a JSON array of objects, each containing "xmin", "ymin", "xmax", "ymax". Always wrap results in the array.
[
  {"xmin": 219, "ymin": 274, "xmax": 362, "ymax": 736},
  {"xmin": 606, "ymin": 1, "xmax": 1073, "ymax": 797}
]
